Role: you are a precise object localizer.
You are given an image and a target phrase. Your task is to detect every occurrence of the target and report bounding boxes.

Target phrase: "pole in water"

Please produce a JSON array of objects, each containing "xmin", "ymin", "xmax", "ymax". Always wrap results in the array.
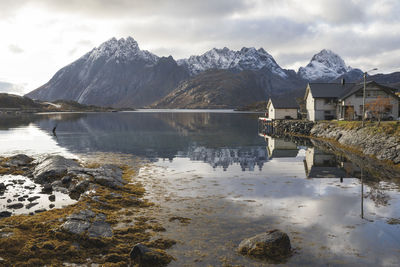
[{"xmin": 52, "ymin": 125, "xmax": 57, "ymax": 136}]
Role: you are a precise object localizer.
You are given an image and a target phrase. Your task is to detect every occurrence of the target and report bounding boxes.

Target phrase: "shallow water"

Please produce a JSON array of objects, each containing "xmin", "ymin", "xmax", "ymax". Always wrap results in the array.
[{"xmin": 0, "ymin": 111, "xmax": 400, "ymax": 266}]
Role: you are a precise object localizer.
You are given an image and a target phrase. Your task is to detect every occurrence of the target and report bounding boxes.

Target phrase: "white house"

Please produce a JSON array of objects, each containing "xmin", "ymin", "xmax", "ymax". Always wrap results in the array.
[
  {"xmin": 304, "ymin": 80, "xmax": 399, "ymax": 121},
  {"xmin": 267, "ymin": 98, "xmax": 298, "ymax": 120},
  {"xmin": 338, "ymin": 81, "xmax": 399, "ymax": 120},
  {"xmin": 304, "ymin": 82, "xmax": 355, "ymax": 121}
]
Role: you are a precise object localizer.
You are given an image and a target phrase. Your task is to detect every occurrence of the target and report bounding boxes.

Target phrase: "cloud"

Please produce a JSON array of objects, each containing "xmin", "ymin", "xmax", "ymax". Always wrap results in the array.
[
  {"xmin": 8, "ymin": 44, "xmax": 24, "ymax": 54},
  {"xmin": 0, "ymin": 81, "xmax": 27, "ymax": 95},
  {"xmin": 28, "ymin": 0, "xmax": 252, "ymax": 19},
  {"xmin": 0, "ymin": 0, "xmax": 399, "ymax": 88}
]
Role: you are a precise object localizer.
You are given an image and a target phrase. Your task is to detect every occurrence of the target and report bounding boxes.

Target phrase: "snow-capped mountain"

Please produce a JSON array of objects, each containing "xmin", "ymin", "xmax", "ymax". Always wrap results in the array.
[
  {"xmin": 298, "ymin": 49, "xmax": 354, "ymax": 81},
  {"xmin": 26, "ymin": 37, "xmax": 189, "ymax": 107},
  {"xmin": 86, "ymin": 37, "xmax": 159, "ymax": 65},
  {"xmin": 177, "ymin": 47, "xmax": 288, "ymax": 78},
  {"xmin": 28, "ymin": 36, "xmax": 400, "ymax": 109}
]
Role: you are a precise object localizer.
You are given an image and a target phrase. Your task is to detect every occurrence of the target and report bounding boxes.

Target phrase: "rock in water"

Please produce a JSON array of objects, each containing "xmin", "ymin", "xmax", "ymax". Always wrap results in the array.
[
  {"xmin": 33, "ymin": 156, "xmax": 79, "ymax": 184},
  {"xmin": 2, "ymin": 154, "xmax": 33, "ymax": 167},
  {"xmin": 238, "ymin": 229, "xmax": 291, "ymax": 262},
  {"xmin": 129, "ymin": 243, "xmax": 173, "ymax": 267}
]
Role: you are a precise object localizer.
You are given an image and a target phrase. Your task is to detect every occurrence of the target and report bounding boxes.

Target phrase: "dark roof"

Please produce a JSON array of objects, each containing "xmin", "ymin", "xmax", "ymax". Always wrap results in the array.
[
  {"xmin": 339, "ymin": 81, "xmax": 399, "ymax": 100},
  {"xmin": 307, "ymin": 83, "xmax": 356, "ymax": 98},
  {"xmin": 269, "ymin": 97, "xmax": 298, "ymax": 109}
]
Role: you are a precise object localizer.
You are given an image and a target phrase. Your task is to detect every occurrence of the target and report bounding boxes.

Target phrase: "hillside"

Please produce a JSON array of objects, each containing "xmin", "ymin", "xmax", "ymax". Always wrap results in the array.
[{"xmin": 0, "ymin": 93, "xmax": 41, "ymax": 109}]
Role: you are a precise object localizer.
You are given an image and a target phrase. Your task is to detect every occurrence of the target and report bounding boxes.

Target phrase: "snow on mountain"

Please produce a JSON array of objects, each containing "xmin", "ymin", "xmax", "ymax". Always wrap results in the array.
[
  {"xmin": 298, "ymin": 49, "xmax": 352, "ymax": 81},
  {"xmin": 177, "ymin": 47, "xmax": 287, "ymax": 78},
  {"xmin": 84, "ymin": 37, "xmax": 159, "ymax": 65}
]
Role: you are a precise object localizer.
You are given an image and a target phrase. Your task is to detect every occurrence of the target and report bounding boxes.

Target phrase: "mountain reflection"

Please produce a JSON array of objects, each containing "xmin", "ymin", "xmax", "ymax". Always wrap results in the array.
[
  {"xmin": 178, "ymin": 145, "xmax": 268, "ymax": 171},
  {"xmin": 27, "ymin": 112, "xmax": 268, "ymax": 170}
]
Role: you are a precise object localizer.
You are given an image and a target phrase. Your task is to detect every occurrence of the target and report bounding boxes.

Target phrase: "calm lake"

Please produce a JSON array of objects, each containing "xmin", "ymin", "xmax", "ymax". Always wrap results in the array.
[{"xmin": 1, "ymin": 111, "xmax": 400, "ymax": 266}]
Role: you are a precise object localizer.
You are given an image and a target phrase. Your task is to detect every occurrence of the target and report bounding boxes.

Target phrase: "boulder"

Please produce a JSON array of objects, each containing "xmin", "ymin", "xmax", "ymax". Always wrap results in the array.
[
  {"xmin": 2, "ymin": 154, "xmax": 33, "ymax": 167},
  {"xmin": 61, "ymin": 209, "xmax": 112, "ymax": 238},
  {"xmin": 238, "ymin": 229, "xmax": 291, "ymax": 262},
  {"xmin": 0, "ymin": 211, "xmax": 12, "ymax": 218},
  {"xmin": 33, "ymin": 156, "xmax": 79, "ymax": 184},
  {"xmin": 91, "ymin": 165, "xmax": 125, "ymax": 188},
  {"xmin": 129, "ymin": 243, "xmax": 172, "ymax": 267}
]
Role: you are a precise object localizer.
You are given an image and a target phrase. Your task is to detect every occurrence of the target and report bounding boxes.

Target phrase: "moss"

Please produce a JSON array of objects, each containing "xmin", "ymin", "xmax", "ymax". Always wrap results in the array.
[{"xmin": 0, "ymin": 163, "xmax": 174, "ymax": 266}]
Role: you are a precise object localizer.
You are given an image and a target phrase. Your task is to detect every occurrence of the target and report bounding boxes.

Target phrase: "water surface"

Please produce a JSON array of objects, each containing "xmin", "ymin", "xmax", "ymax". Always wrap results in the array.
[{"xmin": 1, "ymin": 111, "xmax": 399, "ymax": 266}]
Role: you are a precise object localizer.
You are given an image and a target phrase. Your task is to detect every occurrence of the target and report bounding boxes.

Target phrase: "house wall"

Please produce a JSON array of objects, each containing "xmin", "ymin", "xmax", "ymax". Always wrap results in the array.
[
  {"xmin": 273, "ymin": 109, "xmax": 297, "ymax": 119},
  {"xmin": 341, "ymin": 86, "xmax": 399, "ymax": 119},
  {"xmin": 305, "ymin": 90, "xmax": 315, "ymax": 121},
  {"xmin": 268, "ymin": 103, "xmax": 275, "ymax": 119}
]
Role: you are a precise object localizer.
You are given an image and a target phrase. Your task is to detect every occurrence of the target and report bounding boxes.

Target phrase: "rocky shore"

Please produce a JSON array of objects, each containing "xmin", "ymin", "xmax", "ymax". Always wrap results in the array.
[
  {"xmin": 0, "ymin": 154, "xmax": 175, "ymax": 266},
  {"xmin": 271, "ymin": 120, "xmax": 400, "ymax": 166}
]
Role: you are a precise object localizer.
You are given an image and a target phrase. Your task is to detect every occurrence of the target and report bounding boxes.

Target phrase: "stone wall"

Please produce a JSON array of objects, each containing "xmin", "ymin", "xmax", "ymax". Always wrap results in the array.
[{"xmin": 272, "ymin": 120, "xmax": 400, "ymax": 165}]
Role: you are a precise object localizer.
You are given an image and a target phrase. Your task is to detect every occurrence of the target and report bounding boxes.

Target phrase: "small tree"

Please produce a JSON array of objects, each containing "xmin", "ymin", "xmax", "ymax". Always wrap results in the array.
[{"xmin": 365, "ymin": 96, "xmax": 392, "ymax": 125}]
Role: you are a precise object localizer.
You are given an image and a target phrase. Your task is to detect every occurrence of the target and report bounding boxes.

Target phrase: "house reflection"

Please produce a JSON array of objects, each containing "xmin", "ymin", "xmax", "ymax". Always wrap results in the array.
[
  {"xmin": 264, "ymin": 136, "xmax": 299, "ymax": 159},
  {"xmin": 304, "ymin": 147, "xmax": 361, "ymax": 178}
]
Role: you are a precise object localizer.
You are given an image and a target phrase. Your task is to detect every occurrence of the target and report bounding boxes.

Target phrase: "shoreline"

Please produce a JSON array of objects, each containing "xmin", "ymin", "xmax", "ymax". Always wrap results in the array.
[
  {"xmin": 267, "ymin": 120, "xmax": 400, "ymax": 169},
  {"xmin": 0, "ymin": 153, "xmax": 176, "ymax": 266}
]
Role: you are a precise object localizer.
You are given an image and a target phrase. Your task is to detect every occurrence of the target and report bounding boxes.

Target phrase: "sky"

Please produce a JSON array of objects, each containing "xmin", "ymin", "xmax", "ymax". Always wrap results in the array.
[{"xmin": 0, "ymin": 0, "xmax": 399, "ymax": 94}]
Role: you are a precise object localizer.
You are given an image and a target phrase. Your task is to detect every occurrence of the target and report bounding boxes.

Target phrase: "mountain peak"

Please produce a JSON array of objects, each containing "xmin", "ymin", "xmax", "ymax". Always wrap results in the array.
[
  {"xmin": 177, "ymin": 46, "xmax": 287, "ymax": 77},
  {"xmin": 88, "ymin": 36, "xmax": 158, "ymax": 64},
  {"xmin": 298, "ymin": 49, "xmax": 351, "ymax": 81}
]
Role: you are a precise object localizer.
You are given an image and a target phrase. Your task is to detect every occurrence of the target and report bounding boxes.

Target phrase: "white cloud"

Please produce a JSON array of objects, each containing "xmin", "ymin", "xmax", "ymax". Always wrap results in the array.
[{"xmin": 0, "ymin": 0, "xmax": 399, "ymax": 94}]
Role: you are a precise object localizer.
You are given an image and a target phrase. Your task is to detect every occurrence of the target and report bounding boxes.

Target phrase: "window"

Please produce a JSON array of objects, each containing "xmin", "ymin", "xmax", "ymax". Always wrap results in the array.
[{"xmin": 324, "ymin": 110, "xmax": 331, "ymax": 114}]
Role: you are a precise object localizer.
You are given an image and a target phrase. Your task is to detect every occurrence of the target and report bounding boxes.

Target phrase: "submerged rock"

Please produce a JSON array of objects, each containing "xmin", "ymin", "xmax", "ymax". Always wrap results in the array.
[
  {"xmin": 238, "ymin": 229, "xmax": 291, "ymax": 262},
  {"xmin": 7, "ymin": 203, "xmax": 24, "ymax": 209},
  {"xmin": 129, "ymin": 243, "xmax": 173, "ymax": 267},
  {"xmin": 26, "ymin": 202, "xmax": 39, "ymax": 209}
]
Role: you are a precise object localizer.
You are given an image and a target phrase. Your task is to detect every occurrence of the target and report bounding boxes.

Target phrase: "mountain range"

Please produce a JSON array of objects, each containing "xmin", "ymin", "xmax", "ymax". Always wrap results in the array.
[{"xmin": 26, "ymin": 37, "xmax": 400, "ymax": 108}]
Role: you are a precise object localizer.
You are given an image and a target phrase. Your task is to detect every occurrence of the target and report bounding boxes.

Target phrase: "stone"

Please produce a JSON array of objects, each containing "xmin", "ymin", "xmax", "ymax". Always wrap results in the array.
[
  {"xmin": 61, "ymin": 175, "xmax": 72, "ymax": 184},
  {"xmin": 35, "ymin": 209, "xmax": 47, "ymax": 213},
  {"xmin": 26, "ymin": 202, "xmax": 39, "ymax": 209},
  {"xmin": 41, "ymin": 183, "xmax": 53, "ymax": 193},
  {"xmin": 24, "ymin": 185, "xmax": 36, "ymax": 190},
  {"xmin": 61, "ymin": 209, "xmax": 112, "ymax": 238},
  {"xmin": 0, "ymin": 211, "xmax": 12, "ymax": 218},
  {"xmin": 70, "ymin": 180, "xmax": 90, "ymax": 194},
  {"xmin": 91, "ymin": 165, "xmax": 125, "ymax": 188},
  {"xmin": 7, "ymin": 203, "xmax": 24, "ymax": 209},
  {"xmin": 48, "ymin": 195, "xmax": 56, "ymax": 202},
  {"xmin": 49, "ymin": 204, "xmax": 55, "ymax": 209},
  {"xmin": 3, "ymin": 154, "xmax": 33, "ymax": 167},
  {"xmin": 62, "ymin": 219, "xmax": 91, "ymax": 234},
  {"xmin": 88, "ymin": 220, "xmax": 113, "ymax": 238},
  {"xmin": 238, "ymin": 229, "xmax": 291, "ymax": 262},
  {"xmin": 33, "ymin": 155, "xmax": 79, "ymax": 184},
  {"xmin": 27, "ymin": 196, "xmax": 41, "ymax": 202},
  {"xmin": 129, "ymin": 243, "xmax": 172, "ymax": 267},
  {"xmin": 0, "ymin": 183, "xmax": 6, "ymax": 191}
]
